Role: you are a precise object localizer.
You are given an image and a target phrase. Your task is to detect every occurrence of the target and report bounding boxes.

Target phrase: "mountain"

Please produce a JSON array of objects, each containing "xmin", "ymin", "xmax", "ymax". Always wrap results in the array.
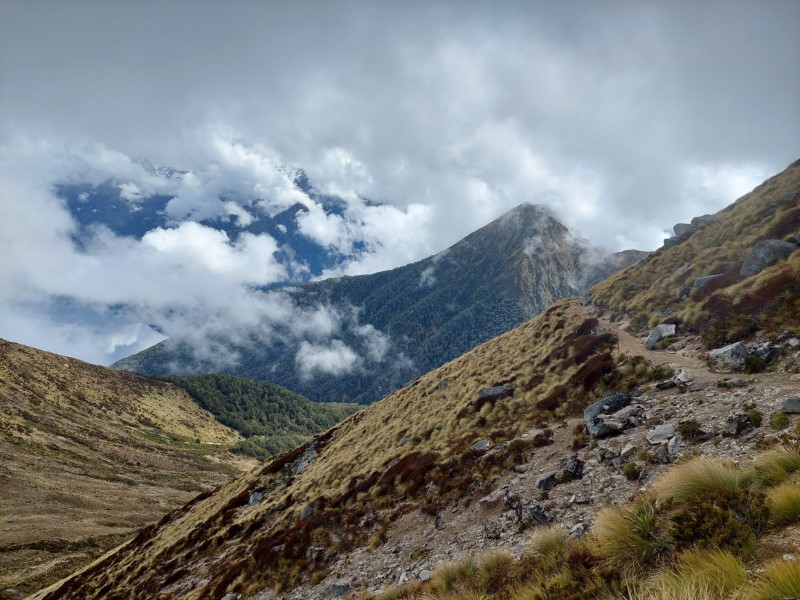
[
  {"xmin": 0, "ymin": 340, "xmax": 355, "ymax": 598},
  {"xmin": 113, "ymin": 203, "xmax": 646, "ymax": 403},
  {"xmin": 0, "ymin": 338, "xmax": 250, "ymax": 596},
  {"xmin": 57, "ymin": 158, "xmax": 367, "ymax": 280},
  {"xmin": 29, "ymin": 160, "xmax": 800, "ymax": 600}
]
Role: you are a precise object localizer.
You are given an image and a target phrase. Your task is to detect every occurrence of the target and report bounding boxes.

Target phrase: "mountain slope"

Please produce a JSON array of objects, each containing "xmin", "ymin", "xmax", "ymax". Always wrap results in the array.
[
  {"xmin": 114, "ymin": 203, "xmax": 645, "ymax": 404},
  {"xmin": 28, "ymin": 162, "xmax": 800, "ymax": 600},
  {"xmin": 590, "ymin": 158, "xmax": 800, "ymax": 345},
  {"xmin": 0, "ymin": 338, "xmax": 256, "ymax": 597}
]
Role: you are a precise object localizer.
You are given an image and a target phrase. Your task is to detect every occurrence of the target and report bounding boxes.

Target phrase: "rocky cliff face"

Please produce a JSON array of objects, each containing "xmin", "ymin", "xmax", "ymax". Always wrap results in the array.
[{"xmin": 113, "ymin": 203, "xmax": 644, "ymax": 404}]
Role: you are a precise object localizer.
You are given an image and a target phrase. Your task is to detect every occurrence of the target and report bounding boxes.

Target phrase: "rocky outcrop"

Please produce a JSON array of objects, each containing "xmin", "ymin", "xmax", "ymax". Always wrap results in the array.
[
  {"xmin": 709, "ymin": 342, "xmax": 748, "ymax": 372},
  {"xmin": 662, "ymin": 214, "xmax": 713, "ymax": 248},
  {"xmin": 740, "ymin": 239, "xmax": 796, "ymax": 276},
  {"xmin": 584, "ymin": 393, "xmax": 630, "ymax": 438},
  {"xmin": 645, "ymin": 324, "xmax": 676, "ymax": 350}
]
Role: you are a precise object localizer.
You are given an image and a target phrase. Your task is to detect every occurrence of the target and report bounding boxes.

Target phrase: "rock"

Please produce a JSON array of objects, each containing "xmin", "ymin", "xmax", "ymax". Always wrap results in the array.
[
  {"xmin": 398, "ymin": 572, "xmax": 410, "ymax": 584},
  {"xmin": 675, "ymin": 369, "xmax": 692, "ymax": 383},
  {"xmin": 437, "ymin": 380, "xmax": 448, "ymax": 391},
  {"xmin": 673, "ymin": 223, "xmax": 693, "ymax": 237},
  {"xmin": 300, "ymin": 504, "xmax": 315, "ymax": 519},
  {"xmin": 620, "ymin": 443, "xmax": 638, "ymax": 460},
  {"xmin": 667, "ymin": 436, "xmax": 679, "ymax": 455},
  {"xmin": 656, "ymin": 380, "xmax": 677, "ymax": 390},
  {"xmin": 693, "ymin": 274, "xmax": 724, "ymax": 288},
  {"xmin": 292, "ymin": 443, "xmax": 318, "ymax": 474},
  {"xmin": 569, "ymin": 523, "xmax": 586, "ymax": 539},
  {"xmin": 678, "ymin": 285, "xmax": 692, "ymax": 301},
  {"xmin": 418, "ymin": 570, "xmax": 433, "ymax": 582},
  {"xmin": 646, "ymin": 424, "xmax": 676, "ymax": 445},
  {"xmin": 691, "ymin": 214, "xmax": 713, "ymax": 228},
  {"xmin": 248, "ymin": 491, "xmax": 263, "ymax": 506},
  {"xmin": 611, "ymin": 457, "xmax": 625, "ymax": 469},
  {"xmin": 529, "ymin": 429, "xmax": 551, "ymax": 447},
  {"xmin": 559, "ymin": 455, "xmax": 585, "ymax": 478},
  {"xmin": 654, "ymin": 445, "xmax": 671, "ymax": 463},
  {"xmin": 584, "ymin": 393, "xmax": 630, "ymax": 438},
  {"xmin": 471, "ymin": 439, "xmax": 492, "ymax": 452},
  {"xmin": 749, "ymin": 341, "xmax": 776, "ymax": 362},
  {"xmin": 535, "ymin": 472, "xmax": 558, "ymax": 490},
  {"xmin": 725, "ymin": 414, "xmax": 753, "ymax": 436},
  {"xmin": 645, "ymin": 324, "xmax": 677, "ymax": 350},
  {"xmin": 688, "ymin": 382, "xmax": 710, "ymax": 392},
  {"xmin": 477, "ymin": 385, "xmax": 514, "ymax": 403},
  {"xmin": 787, "ymin": 337, "xmax": 800, "ymax": 349},
  {"xmin": 328, "ymin": 583, "xmax": 351, "ymax": 597},
  {"xmin": 740, "ymin": 239, "xmax": 796, "ymax": 276},
  {"xmin": 529, "ymin": 505, "xmax": 549, "ymax": 524},
  {"xmin": 709, "ymin": 342, "xmax": 748, "ymax": 372},
  {"xmin": 781, "ymin": 397, "xmax": 800, "ymax": 414},
  {"xmin": 221, "ymin": 594, "xmax": 241, "ymax": 600}
]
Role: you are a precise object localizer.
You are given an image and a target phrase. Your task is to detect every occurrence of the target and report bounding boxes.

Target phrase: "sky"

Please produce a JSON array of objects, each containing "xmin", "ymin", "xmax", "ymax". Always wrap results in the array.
[{"xmin": 1, "ymin": 0, "xmax": 799, "ymax": 366}]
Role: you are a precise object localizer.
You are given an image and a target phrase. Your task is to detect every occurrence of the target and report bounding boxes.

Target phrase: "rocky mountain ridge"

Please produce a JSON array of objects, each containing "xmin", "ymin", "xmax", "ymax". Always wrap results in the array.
[{"xmin": 113, "ymin": 203, "xmax": 646, "ymax": 404}]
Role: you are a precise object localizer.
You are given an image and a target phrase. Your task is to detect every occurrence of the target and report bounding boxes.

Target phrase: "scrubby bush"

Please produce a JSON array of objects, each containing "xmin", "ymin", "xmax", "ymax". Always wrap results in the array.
[{"xmin": 770, "ymin": 412, "xmax": 790, "ymax": 430}]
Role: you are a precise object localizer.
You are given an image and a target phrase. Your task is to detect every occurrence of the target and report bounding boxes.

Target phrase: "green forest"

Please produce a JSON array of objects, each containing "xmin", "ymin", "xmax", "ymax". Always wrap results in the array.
[{"xmin": 163, "ymin": 373, "xmax": 359, "ymax": 458}]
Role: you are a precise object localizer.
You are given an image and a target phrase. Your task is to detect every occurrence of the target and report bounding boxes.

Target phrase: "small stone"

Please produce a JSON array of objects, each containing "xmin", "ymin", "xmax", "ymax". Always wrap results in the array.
[
  {"xmin": 783, "ymin": 554, "xmax": 797, "ymax": 562},
  {"xmin": 471, "ymin": 439, "xmax": 492, "ymax": 452},
  {"xmin": 667, "ymin": 436, "xmax": 679, "ymax": 455},
  {"xmin": 418, "ymin": 570, "xmax": 433, "ymax": 582},
  {"xmin": 646, "ymin": 424, "xmax": 676, "ymax": 445},
  {"xmin": 300, "ymin": 504, "xmax": 315, "ymax": 519},
  {"xmin": 781, "ymin": 397, "xmax": 800, "ymax": 414},
  {"xmin": 248, "ymin": 491, "xmax": 263, "ymax": 506},
  {"xmin": 398, "ymin": 572, "xmax": 410, "ymax": 584},
  {"xmin": 620, "ymin": 443, "xmax": 638, "ymax": 460},
  {"xmin": 221, "ymin": 594, "xmax": 241, "ymax": 600},
  {"xmin": 569, "ymin": 523, "xmax": 586, "ymax": 539},
  {"xmin": 688, "ymin": 382, "xmax": 710, "ymax": 392},
  {"xmin": 656, "ymin": 380, "xmax": 677, "ymax": 390},
  {"xmin": 535, "ymin": 472, "xmax": 558, "ymax": 490},
  {"xmin": 675, "ymin": 369, "xmax": 692, "ymax": 383}
]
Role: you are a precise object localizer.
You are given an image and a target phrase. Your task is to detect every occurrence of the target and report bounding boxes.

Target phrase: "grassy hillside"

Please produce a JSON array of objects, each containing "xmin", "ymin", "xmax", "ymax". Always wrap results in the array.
[
  {"xmin": 162, "ymin": 373, "xmax": 359, "ymax": 459},
  {"xmin": 114, "ymin": 204, "xmax": 645, "ymax": 404},
  {"xmin": 0, "ymin": 339, "xmax": 256, "ymax": 597},
  {"xmin": 30, "ymin": 299, "xmax": 676, "ymax": 599},
  {"xmin": 590, "ymin": 159, "xmax": 800, "ymax": 346}
]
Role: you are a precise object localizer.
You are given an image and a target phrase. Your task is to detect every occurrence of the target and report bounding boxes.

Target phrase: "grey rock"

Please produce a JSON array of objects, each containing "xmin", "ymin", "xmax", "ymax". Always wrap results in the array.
[
  {"xmin": 725, "ymin": 414, "xmax": 754, "ymax": 436},
  {"xmin": 645, "ymin": 324, "xmax": 677, "ymax": 350},
  {"xmin": 398, "ymin": 572, "xmax": 409, "ymax": 584},
  {"xmin": 292, "ymin": 443, "xmax": 318, "ymax": 474},
  {"xmin": 678, "ymin": 285, "xmax": 693, "ymax": 300},
  {"xmin": 221, "ymin": 594, "xmax": 241, "ymax": 600},
  {"xmin": 529, "ymin": 505, "xmax": 549, "ymax": 524},
  {"xmin": 688, "ymin": 382, "xmax": 710, "ymax": 392},
  {"xmin": 535, "ymin": 472, "xmax": 558, "ymax": 490},
  {"xmin": 300, "ymin": 504, "xmax": 315, "ymax": 519},
  {"xmin": 749, "ymin": 341, "xmax": 776, "ymax": 362},
  {"xmin": 437, "ymin": 380, "xmax": 448, "ymax": 391},
  {"xmin": 781, "ymin": 397, "xmax": 800, "ymax": 414},
  {"xmin": 620, "ymin": 443, "xmax": 638, "ymax": 460},
  {"xmin": 673, "ymin": 223, "xmax": 694, "ymax": 237},
  {"xmin": 559, "ymin": 455, "xmax": 585, "ymax": 478},
  {"xmin": 584, "ymin": 393, "xmax": 630, "ymax": 438},
  {"xmin": 248, "ymin": 491, "xmax": 263, "ymax": 506},
  {"xmin": 710, "ymin": 342, "xmax": 748, "ymax": 372},
  {"xmin": 656, "ymin": 380, "xmax": 677, "ymax": 390},
  {"xmin": 654, "ymin": 445, "xmax": 671, "ymax": 463},
  {"xmin": 675, "ymin": 369, "xmax": 692, "ymax": 383},
  {"xmin": 673, "ymin": 262, "xmax": 691, "ymax": 275},
  {"xmin": 667, "ymin": 436, "xmax": 679, "ymax": 455},
  {"xmin": 787, "ymin": 337, "xmax": 800, "ymax": 348},
  {"xmin": 691, "ymin": 214, "xmax": 713, "ymax": 227},
  {"xmin": 740, "ymin": 239, "xmax": 796, "ymax": 276},
  {"xmin": 611, "ymin": 457, "xmax": 625, "ymax": 469},
  {"xmin": 694, "ymin": 274, "xmax": 724, "ymax": 288},
  {"xmin": 418, "ymin": 570, "xmax": 433, "ymax": 582},
  {"xmin": 569, "ymin": 523, "xmax": 587, "ymax": 539},
  {"xmin": 647, "ymin": 424, "xmax": 676, "ymax": 445},
  {"xmin": 471, "ymin": 439, "xmax": 492, "ymax": 452},
  {"xmin": 477, "ymin": 384, "xmax": 514, "ymax": 403}
]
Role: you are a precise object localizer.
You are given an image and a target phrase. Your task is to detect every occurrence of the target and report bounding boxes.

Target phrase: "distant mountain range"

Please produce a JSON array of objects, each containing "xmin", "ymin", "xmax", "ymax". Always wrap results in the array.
[
  {"xmin": 113, "ymin": 203, "xmax": 646, "ymax": 403},
  {"xmin": 56, "ymin": 158, "xmax": 364, "ymax": 279}
]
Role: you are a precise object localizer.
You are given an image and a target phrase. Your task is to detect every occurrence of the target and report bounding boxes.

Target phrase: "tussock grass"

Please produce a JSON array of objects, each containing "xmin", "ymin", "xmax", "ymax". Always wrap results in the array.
[
  {"xmin": 526, "ymin": 525, "xmax": 567, "ymax": 559},
  {"xmin": 766, "ymin": 481, "xmax": 800, "ymax": 527},
  {"xmin": 637, "ymin": 548, "xmax": 748, "ymax": 599},
  {"xmin": 594, "ymin": 500, "xmax": 663, "ymax": 573},
  {"xmin": 750, "ymin": 558, "xmax": 800, "ymax": 599},
  {"xmin": 749, "ymin": 448, "xmax": 800, "ymax": 487},
  {"xmin": 650, "ymin": 458, "xmax": 750, "ymax": 503}
]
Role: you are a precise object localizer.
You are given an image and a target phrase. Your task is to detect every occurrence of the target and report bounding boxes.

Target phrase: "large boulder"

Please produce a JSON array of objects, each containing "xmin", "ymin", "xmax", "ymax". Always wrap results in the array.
[
  {"xmin": 740, "ymin": 239, "xmax": 796, "ymax": 276},
  {"xmin": 693, "ymin": 274, "xmax": 724, "ymax": 288},
  {"xmin": 645, "ymin": 324, "xmax": 677, "ymax": 350},
  {"xmin": 709, "ymin": 342, "xmax": 748, "ymax": 372},
  {"xmin": 584, "ymin": 393, "xmax": 630, "ymax": 438}
]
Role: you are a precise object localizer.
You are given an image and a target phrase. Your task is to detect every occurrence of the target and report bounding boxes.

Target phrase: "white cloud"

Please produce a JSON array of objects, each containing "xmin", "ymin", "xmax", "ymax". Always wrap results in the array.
[{"xmin": 295, "ymin": 339, "xmax": 360, "ymax": 379}]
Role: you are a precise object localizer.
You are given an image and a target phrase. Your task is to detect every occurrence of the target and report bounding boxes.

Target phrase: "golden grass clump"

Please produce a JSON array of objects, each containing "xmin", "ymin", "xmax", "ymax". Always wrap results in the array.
[
  {"xmin": 639, "ymin": 548, "xmax": 748, "ymax": 599},
  {"xmin": 750, "ymin": 558, "xmax": 800, "ymax": 599},
  {"xmin": 766, "ymin": 481, "xmax": 800, "ymax": 527},
  {"xmin": 525, "ymin": 525, "xmax": 567, "ymax": 559},
  {"xmin": 594, "ymin": 499, "xmax": 663, "ymax": 573},
  {"xmin": 650, "ymin": 458, "xmax": 750, "ymax": 503},
  {"xmin": 749, "ymin": 448, "xmax": 800, "ymax": 487}
]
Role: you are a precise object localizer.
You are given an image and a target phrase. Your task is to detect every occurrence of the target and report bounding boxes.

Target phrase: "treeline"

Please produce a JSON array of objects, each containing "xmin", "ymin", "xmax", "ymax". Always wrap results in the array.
[{"xmin": 162, "ymin": 373, "xmax": 358, "ymax": 459}]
